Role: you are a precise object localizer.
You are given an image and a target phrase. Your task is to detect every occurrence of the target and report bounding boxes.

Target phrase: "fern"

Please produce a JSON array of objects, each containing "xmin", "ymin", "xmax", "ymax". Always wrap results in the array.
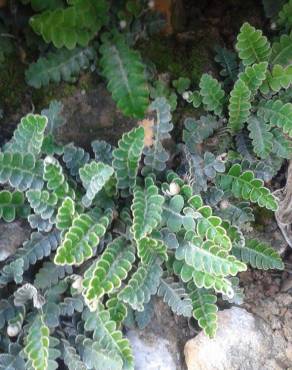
[
  {"xmin": 20, "ymin": 0, "xmax": 63, "ymax": 11},
  {"xmin": 100, "ymin": 32, "xmax": 149, "ymax": 118},
  {"xmin": 232, "ymin": 239, "xmax": 284, "ymax": 270},
  {"xmin": 30, "ymin": 1, "xmax": 109, "ymax": 49},
  {"xmin": 24, "ymin": 315, "xmax": 59, "ymax": 370},
  {"xmin": 34, "ymin": 262, "xmax": 72, "ymax": 290},
  {"xmin": 61, "ymin": 339, "xmax": 87, "ymax": 370},
  {"xmin": 106, "ymin": 297, "xmax": 127, "ymax": 327},
  {"xmin": 131, "ymin": 177, "xmax": 164, "ymax": 240},
  {"xmin": 113, "ymin": 127, "xmax": 144, "ymax": 190},
  {"xmin": 137, "ymin": 237, "xmax": 168, "ymax": 265},
  {"xmin": 265, "ymin": 64, "xmax": 292, "ymax": 93},
  {"xmin": 187, "ymin": 282, "xmax": 218, "ymax": 338},
  {"xmin": 118, "ymin": 262, "xmax": 163, "ymax": 311},
  {"xmin": 258, "ymin": 99, "xmax": 292, "ymax": 137},
  {"xmin": 83, "ymin": 237, "xmax": 135, "ymax": 306},
  {"xmin": 271, "ymin": 32, "xmax": 292, "ymax": 65},
  {"xmin": 142, "ymin": 97, "xmax": 173, "ymax": 174},
  {"xmin": 214, "ymin": 45, "xmax": 238, "ymax": 85},
  {"xmin": 236, "ymin": 22, "xmax": 271, "ymax": 65},
  {"xmin": 247, "ymin": 115, "xmax": 273, "ymax": 159},
  {"xmin": 91, "ymin": 140, "xmax": 114, "ymax": 165},
  {"xmin": 238, "ymin": 62, "xmax": 268, "ymax": 94},
  {"xmin": 271, "ymin": 128, "xmax": 292, "ymax": 158},
  {"xmin": 0, "ymin": 190, "xmax": 29, "ymax": 222},
  {"xmin": 63, "ymin": 143, "xmax": 90, "ymax": 179},
  {"xmin": 26, "ymin": 47, "xmax": 96, "ymax": 88},
  {"xmin": 4, "ymin": 114, "xmax": 47, "ymax": 156},
  {"xmin": 80, "ymin": 161, "xmax": 114, "ymax": 207},
  {"xmin": 0, "ymin": 152, "xmax": 43, "ymax": 191},
  {"xmin": 157, "ymin": 276, "xmax": 192, "ymax": 317},
  {"xmin": 56, "ymin": 197, "xmax": 75, "ymax": 230},
  {"xmin": 26, "ymin": 189, "xmax": 58, "ymax": 220},
  {"xmin": 278, "ymin": 0, "xmax": 292, "ymax": 30},
  {"xmin": 83, "ymin": 308, "xmax": 134, "ymax": 369},
  {"xmin": 217, "ymin": 163, "xmax": 278, "ymax": 210},
  {"xmin": 228, "ymin": 79, "xmax": 251, "ymax": 133},
  {"xmin": 199, "ymin": 74, "xmax": 225, "ymax": 116},
  {"xmin": 54, "ymin": 211, "xmax": 111, "ymax": 265}
]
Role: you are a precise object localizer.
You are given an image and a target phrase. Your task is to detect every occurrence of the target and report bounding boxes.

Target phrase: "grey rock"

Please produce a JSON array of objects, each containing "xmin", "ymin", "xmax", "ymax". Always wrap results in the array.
[
  {"xmin": 184, "ymin": 307, "xmax": 289, "ymax": 370},
  {"xmin": 0, "ymin": 221, "xmax": 30, "ymax": 261},
  {"xmin": 127, "ymin": 330, "xmax": 178, "ymax": 370}
]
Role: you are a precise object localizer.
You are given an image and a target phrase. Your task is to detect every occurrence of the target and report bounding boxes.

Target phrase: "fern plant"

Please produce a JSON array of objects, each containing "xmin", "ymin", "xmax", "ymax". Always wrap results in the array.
[{"xmin": 0, "ymin": 87, "xmax": 284, "ymax": 370}]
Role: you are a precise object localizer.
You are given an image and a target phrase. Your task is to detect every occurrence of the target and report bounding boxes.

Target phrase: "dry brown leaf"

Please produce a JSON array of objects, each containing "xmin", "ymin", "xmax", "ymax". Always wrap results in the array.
[{"xmin": 138, "ymin": 118, "xmax": 155, "ymax": 147}]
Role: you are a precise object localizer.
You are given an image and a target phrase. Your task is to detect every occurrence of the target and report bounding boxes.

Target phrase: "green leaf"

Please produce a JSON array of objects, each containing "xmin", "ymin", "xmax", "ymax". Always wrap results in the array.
[
  {"xmin": 25, "ymin": 47, "xmax": 96, "ymax": 88},
  {"xmin": 34, "ymin": 262, "xmax": 72, "ymax": 290},
  {"xmin": 265, "ymin": 64, "xmax": 292, "ymax": 92},
  {"xmin": 80, "ymin": 161, "xmax": 114, "ymax": 207},
  {"xmin": 106, "ymin": 297, "xmax": 127, "ymax": 327},
  {"xmin": 157, "ymin": 276, "xmax": 192, "ymax": 317},
  {"xmin": 61, "ymin": 339, "xmax": 87, "ymax": 370},
  {"xmin": 214, "ymin": 45, "xmax": 238, "ymax": 84},
  {"xmin": 187, "ymin": 282, "xmax": 218, "ymax": 338},
  {"xmin": 83, "ymin": 237, "xmax": 135, "ymax": 307},
  {"xmin": 233, "ymin": 239, "xmax": 284, "ymax": 270},
  {"xmin": 217, "ymin": 163, "xmax": 278, "ymax": 211},
  {"xmin": 100, "ymin": 32, "xmax": 149, "ymax": 118},
  {"xmin": 257, "ymin": 99, "xmax": 292, "ymax": 137},
  {"xmin": 247, "ymin": 115, "xmax": 273, "ymax": 159},
  {"xmin": 56, "ymin": 197, "xmax": 75, "ymax": 230},
  {"xmin": 113, "ymin": 127, "xmax": 144, "ymax": 190},
  {"xmin": 238, "ymin": 62, "xmax": 268, "ymax": 94},
  {"xmin": 26, "ymin": 189, "xmax": 58, "ymax": 220},
  {"xmin": 228, "ymin": 79, "xmax": 251, "ymax": 133},
  {"xmin": 236, "ymin": 22, "xmax": 271, "ymax": 65},
  {"xmin": 277, "ymin": 0, "xmax": 292, "ymax": 30},
  {"xmin": 4, "ymin": 114, "xmax": 47, "ymax": 156},
  {"xmin": 199, "ymin": 74, "xmax": 225, "ymax": 116},
  {"xmin": 30, "ymin": 0, "xmax": 109, "ymax": 49},
  {"xmin": 131, "ymin": 177, "xmax": 164, "ymax": 240},
  {"xmin": 137, "ymin": 237, "xmax": 168, "ymax": 265},
  {"xmin": 0, "ymin": 190, "xmax": 28, "ymax": 222},
  {"xmin": 271, "ymin": 128, "xmax": 292, "ymax": 158},
  {"xmin": 118, "ymin": 262, "xmax": 162, "ymax": 311},
  {"xmin": 54, "ymin": 211, "xmax": 111, "ymax": 266},
  {"xmin": 0, "ymin": 152, "xmax": 43, "ymax": 191},
  {"xmin": 63, "ymin": 143, "xmax": 90, "ymax": 179},
  {"xmin": 271, "ymin": 32, "xmax": 292, "ymax": 65}
]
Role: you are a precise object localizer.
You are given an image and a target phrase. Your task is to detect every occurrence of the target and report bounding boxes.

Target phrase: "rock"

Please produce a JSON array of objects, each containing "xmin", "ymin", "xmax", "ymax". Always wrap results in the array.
[
  {"xmin": 127, "ymin": 330, "xmax": 178, "ymax": 370},
  {"xmin": 184, "ymin": 307, "xmax": 289, "ymax": 370},
  {"xmin": 0, "ymin": 221, "xmax": 30, "ymax": 261},
  {"xmin": 56, "ymin": 84, "xmax": 136, "ymax": 150}
]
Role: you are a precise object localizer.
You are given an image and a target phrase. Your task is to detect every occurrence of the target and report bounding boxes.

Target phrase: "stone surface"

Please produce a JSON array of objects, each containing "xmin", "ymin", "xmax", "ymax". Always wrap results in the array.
[
  {"xmin": 56, "ymin": 84, "xmax": 136, "ymax": 150},
  {"xmin": 184, "ymin": 307, "xmax": 290, "ymax": 370},
  {"xmin": 0, "ymin": 221, "xmax": 30, "ymax": 261},
  {"xmin": 127, "ymin": 330, "xmax": 178, "ymax": 370}
]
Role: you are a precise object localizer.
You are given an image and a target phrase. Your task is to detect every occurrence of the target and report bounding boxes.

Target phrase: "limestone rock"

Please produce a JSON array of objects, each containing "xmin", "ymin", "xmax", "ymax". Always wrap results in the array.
[{"xmin": 184, "ymin": 307, "xmax": 289, "ymax": 370}]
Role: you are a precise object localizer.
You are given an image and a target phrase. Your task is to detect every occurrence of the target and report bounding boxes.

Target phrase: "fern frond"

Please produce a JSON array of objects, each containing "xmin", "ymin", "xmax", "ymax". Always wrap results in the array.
[
  {"xmin": 247, "ymin": 115, "xmax": 273, "ymax": 159},
  {"xmin": 228, "ymin": 79, "xmax": 251, "ymax": 133},
  {"xmin": 4, "ymin": 114, "xmax": 47, "ymax": 156},
  {"xmin": 24, "ymin": 315, "xmax": 60, "ymax": 370},
  {"xmin": 118, "ymin": 262, "xmax": 163, "ymax": 311},
  {"xmin": 187, "ymin": 282, "xmax": 218, "ymax": 338},
  {"xmin": 83, "ymin": 308, "xmax": 134, "ymax": 369},
  {"xmin": 28, "ymin": 214, "xmax": 53, "ymax": 232},
  {"xmin": 112, "ymin": 127, "xmax": 144, "ymax": 190},
  {"xmin": 34, "ymin": 262, "xmax": 72, "ymax": 290},
  {"xmin": 54, "ymin": 210, "xmax": 111, "ymax": 265},
  {"xmin": 236, "ymin": 22, "xmax": 271, "ymax": 65},
  {"xmin": 83, "ymin": 237, "xmax": 135, "ymax": 306},
  {"xmin": 137, "ymin": 237, "xmax": 168, "ymax": 265},
  {"xmin": 56, "ymin": 197, "xmax": 75, "ymax": 230},
  {"xmin": 258, "ymin": 99, "xmax": 292, "ymax": 137},
  {"xmin": 7, "ymin": 306, "xmax": 25, "ymax": 337},
  {"xmin": 91, "ymin": 140, "xmax": 114, "ymax": 165},
  {"xmin": 199, "ymin": 74, "xmax": 225, "ymax": 116},
  {"xmin": 233, "ymin": 239, "xmax": 284, "ymax": 270},
  {"xmin": 131, "ymin": 177, "xmax": 164, "ymax": 240},
  {"xmin": 30, "ymin": 1, "xmax": 109, "ymax": 49},
  {"xmin": 80, "ymin": 161, "xmax": 114, "ymax": 207},
  {"xmin": 214, "ymin": 45, "xmax": 238, "ymax": 84},
  {"xmin": 271, "ymin": 32, "xmax": 292, "ymax": 65},
  {"xmin": 157, "ymin": 276, "xmax": 192, "ymax": 317},
  {"xmin": 134, "ymin": 300, "xmax": 154, "ymax": 330},
  {"xmin": 265, "ymin": 64, "xmax": 292, "ymax": 92},
  {"xmin": 106, "ymin": 297, "xmax": 127, "ymax": 327},
  {"xmin": 44, "ymin": 156, "xmax": 73, "ymax": 198},
  {"xmin": 26, "ymin": 47, "xmax": 96, "ymax": 88},
  {"xmin": 278, "ymin": 0, "xmax": 292, "ymax": 29},
  {"xmin": 26, "ymin": 189, "xmax": 58, "ymax": 220},
  {"xmin": 100, "ymin": 32, "xmax": 149, "ymax": 118},
  {"xmin": 238, "ymin": 62, "xmax": 268, "ymax": 94},
  {"xmin": 61, "ymin": 339, "xmax": 87, "ymax": 370},
  {"xmin": 0, "ymin": 190, "xmax": 28, "ymax": 222},
  {"xmin": 271, "ymin": 128, "xmax": 292, "ymax": 158},
  {"xmin": 14, "ymin": 283, "xmax": 44, "ymax": 309},
  {"xmin": 60, "ymin": 297, "xmax": 84, "ymax": 316},
  {"xmin": 63, "ymin": 143, "xmax": 90, "ymax": 179},
  {"xmin": 0, "ymin": 152, "xmax": 43, "ymax": 190},
  {"xmin": 217, "ymin": 163, "xmax": 278, "ymax": 210}
]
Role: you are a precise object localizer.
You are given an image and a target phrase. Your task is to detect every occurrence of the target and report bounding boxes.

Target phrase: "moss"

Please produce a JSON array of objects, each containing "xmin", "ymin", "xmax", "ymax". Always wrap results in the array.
[{"xmin": 138, "ymin": 35, "xmax": 210, "ymax": 83}]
